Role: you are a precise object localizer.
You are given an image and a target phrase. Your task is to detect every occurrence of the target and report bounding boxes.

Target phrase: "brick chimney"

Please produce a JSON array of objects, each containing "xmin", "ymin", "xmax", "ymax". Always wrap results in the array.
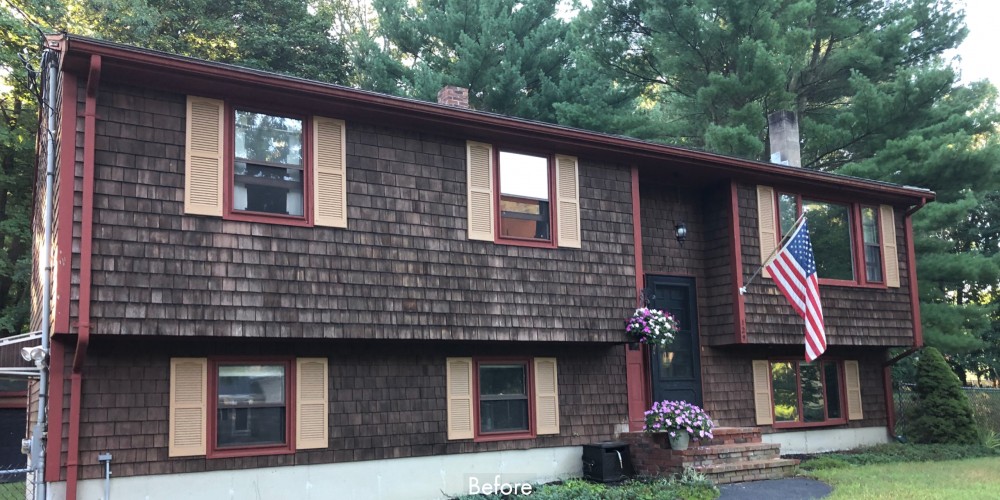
[
  {"xmin": 768, "ymin": 110, "xmax": 801, "ymax": 167},
  {"xmin": 437, "ymin": 86, "xmax": 470, "ymax": 109}
]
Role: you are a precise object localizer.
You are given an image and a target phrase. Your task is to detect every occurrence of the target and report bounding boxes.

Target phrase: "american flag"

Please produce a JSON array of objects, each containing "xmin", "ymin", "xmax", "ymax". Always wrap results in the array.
[{"xmin": 765, "ymin": 218, "xmax": 827, "ymax": 361}]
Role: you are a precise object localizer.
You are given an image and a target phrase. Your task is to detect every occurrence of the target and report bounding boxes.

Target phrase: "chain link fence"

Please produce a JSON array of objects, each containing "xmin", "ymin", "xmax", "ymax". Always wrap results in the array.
[{"xmin": 894, "ymin": 383, "xmax": 1000, "ymax": 439}]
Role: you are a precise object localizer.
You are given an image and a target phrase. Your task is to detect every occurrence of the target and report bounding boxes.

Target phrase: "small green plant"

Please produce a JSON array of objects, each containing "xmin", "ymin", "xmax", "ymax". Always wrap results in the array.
[
  {"xmin": 979, "ymin": 427, "xmax": 1000, "ymax": 451},
  {"xmin": 908, "ymin": 347, "xmax": 979, "ymax": 444}
]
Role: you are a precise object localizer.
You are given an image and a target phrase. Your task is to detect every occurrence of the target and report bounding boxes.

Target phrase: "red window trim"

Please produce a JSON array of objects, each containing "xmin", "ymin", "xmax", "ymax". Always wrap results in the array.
[
  {"xmin": 223, "ymin": 103, "xmax": 315, "ymax": 227},
  {"xmin": 472, "ymin": 357, "xmax": 537, "ymax": 442},
  {"xmin": 769, "ymin": 359, "xmax": 848, "ymax": 429},
  {"xmin": 207, "ymin": 357, "xmax": 297, "ymax": 459},
  {"xmin": 775, "ymin": 192, "xmax": 887, "ymax": 289},
  {"xmin": 492, "ymin": 147, "xmax": 558, "ymax": 249}
]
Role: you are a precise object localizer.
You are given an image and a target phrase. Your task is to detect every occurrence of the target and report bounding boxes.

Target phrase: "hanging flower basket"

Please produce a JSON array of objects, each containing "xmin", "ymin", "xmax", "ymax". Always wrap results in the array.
[{"xmin": 626, "ymin": 307, "xmax": 679, "ymax": 346}]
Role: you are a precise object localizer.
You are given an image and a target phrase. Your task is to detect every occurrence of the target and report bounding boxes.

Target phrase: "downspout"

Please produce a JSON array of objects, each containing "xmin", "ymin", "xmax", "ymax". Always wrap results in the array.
[
  {"xmin": 66, "ymin": 53, "xmax": 100, "ymax": 500},
  {"xmin": 32, "ymin": 46, "xmax": 60, "ymax": 500},
  {"xmin": 882, "ymin": 197, "xmax": 928, "ymax": 439}
]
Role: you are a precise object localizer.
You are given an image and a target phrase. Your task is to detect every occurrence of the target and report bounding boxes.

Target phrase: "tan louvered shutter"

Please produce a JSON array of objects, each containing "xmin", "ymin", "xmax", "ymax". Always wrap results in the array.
[
  {"xmin": 555, "ymin": 155, "xmax": 581, "ymax": 248},
  {"xmin": 466, "ymin": 141, "xmax": 494, "ymax": 241},
  {"xmin": 313, "ymin": 117, "xmax": 348, "ymax": 228},
  {"xmin": 184, "ymin": 97, "xmax": 224, "ymax": 216},
  {"xmin": 296, "ymin": 358, "xmax": 329, "ymax": 449},
  {"xmin": 752, "ymin": 360, "xmax": 774, "ymax": 425},
  {"xmin": 169, "ymin": 358, "xmax": 207, "ymax": 457},
  {"xmin": 845, "ymin": 360, "xmax": 864, "ymax": 420},
  {"xmin": 756, "ymin": 186, "xmax": 777, "ymax": 278},
  {"xmin": 880, "ymin": 205, "xmax": 900, "ymax": 288},
  {"xmin": 534, "ymin": 358, "xmax": 560, "ymax": 435},
  {"xmin": 446, "ymin": 357, "xmax": 474, "ymax": 440}
]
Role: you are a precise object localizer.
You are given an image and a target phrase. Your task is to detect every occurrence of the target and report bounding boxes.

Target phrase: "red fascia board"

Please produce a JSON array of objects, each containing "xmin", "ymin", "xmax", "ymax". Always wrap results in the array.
[{"xmin": 57, "ymin": 35, "xmax": 934, "ymax": 204}]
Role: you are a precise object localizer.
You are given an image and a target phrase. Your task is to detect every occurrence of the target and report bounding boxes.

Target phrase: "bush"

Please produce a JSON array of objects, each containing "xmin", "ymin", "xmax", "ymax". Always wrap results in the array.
[
  {"xmin": 799, "ymin": 443, "xmax": 999, "ymax": 471},
  {"xmin": 452, "ymin": 470, "xmax": 719, "ymax": 500},
  {"xmin": 908, "ymin": 347, "xmax": 979, "ymax": 444}
]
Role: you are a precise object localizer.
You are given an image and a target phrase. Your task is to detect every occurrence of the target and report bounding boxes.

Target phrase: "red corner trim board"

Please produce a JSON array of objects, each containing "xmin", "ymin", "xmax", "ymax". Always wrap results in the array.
[{"xmin": 65, "ymin": 53, "xmax": 100, "ymax": 500}]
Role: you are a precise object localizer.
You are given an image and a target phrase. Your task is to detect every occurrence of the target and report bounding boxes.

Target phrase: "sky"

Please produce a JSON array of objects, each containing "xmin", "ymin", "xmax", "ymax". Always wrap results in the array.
[{"xmin": 952, "ymin": 0, "xmax": 1000, "ymax": 85}]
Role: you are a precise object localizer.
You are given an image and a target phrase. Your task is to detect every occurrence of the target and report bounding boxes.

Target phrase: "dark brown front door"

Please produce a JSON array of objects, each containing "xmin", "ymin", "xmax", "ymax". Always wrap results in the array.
[{"xmin": 648, "ymin": 275, "xmax": 702, "ymax": 406}]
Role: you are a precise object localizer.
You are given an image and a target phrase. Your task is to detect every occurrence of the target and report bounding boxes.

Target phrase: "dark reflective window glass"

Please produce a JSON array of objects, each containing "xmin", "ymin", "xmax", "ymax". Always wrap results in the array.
[
  {"xmin": 479, "ymin": 364, "xmax": 529, "ymax": 433},
  {"xmin": 825, "ymin": 362, "xmax": 843, "ymax": 420},
  {"xmin": 801, "ymin": 363, "xmax": 826, "ymax": 423},
  {"xmin": 216, "ymin": 364, "xmax": 286, "ymax": 448},
  {"xmin": 862, "ymin": 207, "xmax": 883, "ymax": 282},
  {"xmin": 771, "ymin": 362, "xmax": 798, "ymax": 422},
  {"xmin": 803, "ymin": 200, "xmax": 854, "ymax": 280}
]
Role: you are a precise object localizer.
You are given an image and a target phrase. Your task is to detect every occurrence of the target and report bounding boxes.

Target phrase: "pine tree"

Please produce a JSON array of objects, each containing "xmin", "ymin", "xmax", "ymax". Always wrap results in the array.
[
  {"xmin": 584, "ymin": 0, "xmax": 1000, "ymax": 357},
  {"xmin": 371, "ymin": 0, "xmax": 644, "ymax": 133},
  {"xmin": 909, "ymin": 347, "xmax": 979, "ymax": 444},
  {"xmin": 67, "ymin": 0, "xmax": 350, "ymax": 83}
]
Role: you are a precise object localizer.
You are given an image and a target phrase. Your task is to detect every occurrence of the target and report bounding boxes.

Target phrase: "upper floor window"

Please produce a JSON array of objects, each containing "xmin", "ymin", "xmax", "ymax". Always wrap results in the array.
[
  {"xmin": 464, "ymin": 141, "xmax": 581, "ymax": 248},
  {"xmin": 777, "ymin": 193, "xmax": 882, "ymax": 286},
  {"xmin": 183, "ymin": 96, "xmax": 347, "ymax": 228},
  {"xmin": 860, "ymin": 206, "xmax": 883, "ymax": 282},
  {"xmin": 498, "ymin": 151, "xmax": 552, "ymax": 241},
  {"xmin": 233, "ymin": 111, "xmax": 305, "ymax": 217}
]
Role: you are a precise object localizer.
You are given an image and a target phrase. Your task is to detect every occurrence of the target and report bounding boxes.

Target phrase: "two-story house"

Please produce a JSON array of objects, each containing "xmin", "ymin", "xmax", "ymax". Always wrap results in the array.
[{"xmin": 22, "ymin": 34, "xmax": 930, "ymax": 499}]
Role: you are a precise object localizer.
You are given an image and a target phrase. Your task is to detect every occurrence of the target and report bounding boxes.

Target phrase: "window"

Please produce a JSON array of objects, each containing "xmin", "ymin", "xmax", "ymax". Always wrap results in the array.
[
  {"xmin": 168, "ymin": 357, "xmax": 329, "ymax": 458},
  {"xmin": 498, "ymin": 151, "xmax": 552, "ymax": 242},
  {"xmin": 478, "ymin": 362, "xmax": 531, "ymax": 434},
  {"xmin": 465, "ymin": 141, "xmax": 581, "ymax": 248},
  {"xmin": 233, "ymin": 111, "xmax": 305, "ymax": 217},
  {"xmin": 183, "ymin": 96, "xmax": 347, "ymax": 228},
  {"xmin": 771, "ymin": 360, "xmax": 844, "ymax": 427},
  {"xmin": 445, "ymin": 357, "xmax": 560, "ymax": 441},
  {"xmin": 776, "ymin": 192, "xmax": 883, "ymax": 286},
  {"xmin": 861, "ymin": 207, "xmax": 883, "ymax": 282},
  {"xmin": 215, "ymin": 363, "xmax": 289, "ymax": 449}
]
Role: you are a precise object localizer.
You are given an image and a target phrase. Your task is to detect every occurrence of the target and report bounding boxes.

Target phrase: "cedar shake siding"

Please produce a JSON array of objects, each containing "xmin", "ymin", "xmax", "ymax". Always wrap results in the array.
[
  {"xmin": 639, "ymin": 182, "xmax": 735, "ymax": 344},
  {"xmin": 736, "ymin": 183, "xmax": 914, "ymax": 347},
  {"xmin": 60, "ymin": 337, "xmax": 626, "ymax": 481},
  {"xmin": 77, "ymin": 82, "xmax": 636, "ymax": 343}
]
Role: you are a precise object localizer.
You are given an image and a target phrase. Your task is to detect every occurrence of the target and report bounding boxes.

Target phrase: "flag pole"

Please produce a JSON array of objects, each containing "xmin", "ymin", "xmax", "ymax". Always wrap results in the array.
[{"xmin": 740, "ymin": 212, "xmax": 807, "ymax": 295}]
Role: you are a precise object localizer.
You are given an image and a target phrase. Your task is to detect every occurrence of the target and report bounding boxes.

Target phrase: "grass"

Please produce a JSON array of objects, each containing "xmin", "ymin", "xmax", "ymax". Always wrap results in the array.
[
  {"xmin": 0, "ymin": 481, "xmax": 24, "ymax": 498},
  {"xmin": 806, "ymin": 456, "xmax": 1000, "ymax": 499},
  {"xmin": 452, "ymin": 470, "xmax": 719, "ymax": 500}
]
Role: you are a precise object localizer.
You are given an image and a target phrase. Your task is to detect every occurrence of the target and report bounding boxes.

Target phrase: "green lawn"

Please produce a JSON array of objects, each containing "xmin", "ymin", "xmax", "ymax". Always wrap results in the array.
[
  {"xmin": 808, "ymin": 456, "xmax": 1000, "ymax": 499},
  {"xmin": 0, "ymin": 481, "xmax": 24, "ymax": 498}
]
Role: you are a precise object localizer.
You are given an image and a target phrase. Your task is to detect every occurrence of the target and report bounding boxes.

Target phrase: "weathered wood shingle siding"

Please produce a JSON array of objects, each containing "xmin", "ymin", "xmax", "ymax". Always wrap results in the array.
[
  {"xmin": 737, "ymin": 183, "xmax": 914, "ymax": 347},
  {"xmin": 80, "ymin": 83, "xmax": 636, "ymax": 342},
  {"xmin": 66, "ymin": 337, "xmax": 626, "ymax": 480},
  {"xmin": 639, "ymin": 182, "xmax": 734, "ymax": 344}
]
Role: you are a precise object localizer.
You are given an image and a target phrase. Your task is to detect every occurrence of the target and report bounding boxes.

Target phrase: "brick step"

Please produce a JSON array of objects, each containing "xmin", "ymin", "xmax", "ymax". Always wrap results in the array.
[
  {"xmin": 673, "ymin": 442, "xmax": 781, "ymax": 467},
  {"xmin": 695, "ymin": 458, "xmax": 800, "ymax": 485},
  {"xmin": 697, "ymin": 427, "xmax": 762, "ymax": 446}
]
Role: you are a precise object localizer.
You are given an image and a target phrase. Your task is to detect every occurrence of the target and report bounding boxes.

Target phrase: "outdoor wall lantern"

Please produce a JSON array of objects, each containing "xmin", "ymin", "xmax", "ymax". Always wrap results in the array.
[{"xmin": 675, "ymin": 222, "xmax": 688, "ymax": 245}]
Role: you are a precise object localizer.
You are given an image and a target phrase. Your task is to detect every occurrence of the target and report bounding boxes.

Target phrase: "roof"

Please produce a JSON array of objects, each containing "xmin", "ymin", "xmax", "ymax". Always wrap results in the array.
[{"xmin": 51, "ymin": 34, "xmax": 934, "ymax": 205}]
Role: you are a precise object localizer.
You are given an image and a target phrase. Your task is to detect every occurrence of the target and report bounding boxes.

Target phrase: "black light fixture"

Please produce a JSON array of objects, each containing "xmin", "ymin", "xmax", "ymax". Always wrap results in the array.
[{"xmin": 675, "ymin": 222, "xmax": 688, "ymax": 245}]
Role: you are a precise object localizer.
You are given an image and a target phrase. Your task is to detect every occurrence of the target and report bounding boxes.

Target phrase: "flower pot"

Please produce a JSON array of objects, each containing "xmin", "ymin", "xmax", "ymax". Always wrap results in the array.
[{"xmin": 668, "ymin": 431, "xmax": 690, "ymax": 451}]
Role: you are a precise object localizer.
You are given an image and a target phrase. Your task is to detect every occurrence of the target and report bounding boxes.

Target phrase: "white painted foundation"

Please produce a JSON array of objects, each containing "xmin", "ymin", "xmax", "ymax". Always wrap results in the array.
[
  {"xmin": 47, "ymin": 446, "xmax": 583, "ymax": 500},
  {"xmin": 763, "ymin": 426, "xmax": 891, "ymax": 454}
]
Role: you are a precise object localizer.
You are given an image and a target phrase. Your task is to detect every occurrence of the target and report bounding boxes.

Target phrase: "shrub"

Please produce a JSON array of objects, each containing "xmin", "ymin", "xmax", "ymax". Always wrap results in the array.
[
  {"xmin": 799, "ymin": 443, "xmax": 999, "ymax": 471},
  {"xmin": 908, "ymin": 347, "xmax": 979, "ymax": 444}
]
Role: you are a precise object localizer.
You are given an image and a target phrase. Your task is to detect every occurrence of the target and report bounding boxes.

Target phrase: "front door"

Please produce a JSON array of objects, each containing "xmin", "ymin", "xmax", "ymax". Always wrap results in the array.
[{"xmin": 648, "ymin": 276, "xmax": 702, "ymax": 407}]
